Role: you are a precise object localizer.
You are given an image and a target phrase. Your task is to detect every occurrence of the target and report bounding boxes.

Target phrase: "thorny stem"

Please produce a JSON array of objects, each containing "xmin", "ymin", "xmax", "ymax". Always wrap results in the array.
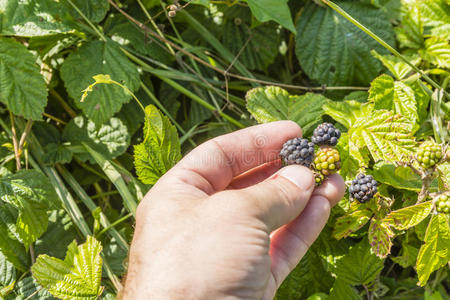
[{"xmin": 108, "ymin": 0, "xmax": 369, "ymax": 92}]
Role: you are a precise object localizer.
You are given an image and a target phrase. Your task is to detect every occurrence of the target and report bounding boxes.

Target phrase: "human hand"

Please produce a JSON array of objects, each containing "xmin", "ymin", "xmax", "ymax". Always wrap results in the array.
[{"xmin": 123, "ymin": 121, "xmax": 345, "ymax": 299}]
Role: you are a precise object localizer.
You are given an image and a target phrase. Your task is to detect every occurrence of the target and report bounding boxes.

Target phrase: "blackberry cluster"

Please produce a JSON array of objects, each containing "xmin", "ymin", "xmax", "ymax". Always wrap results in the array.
[
  {"xmin": 436, "ymin": 194, "xmax": 449, "ymax": 214},
  {"xmin": 349, "ymin": 173, "xmax": 378, "ymax": 203},
  {"xmin": 313, "ymin": 147, "xmax": 341, "ymax": 176},
  {"xmin": 314, "ymin": 172, "xmax": 325, "ymax": 186},
  {"xmin": 280, "ymin": 138, "xmax": 315, "ymax": 168},
  {"xmin": 312, "ymin": 123, "xmax": 341, "ymax": 146},
  {"xmin": 416, "ymin": 141, "xmax": 443, "ymax": 169}
]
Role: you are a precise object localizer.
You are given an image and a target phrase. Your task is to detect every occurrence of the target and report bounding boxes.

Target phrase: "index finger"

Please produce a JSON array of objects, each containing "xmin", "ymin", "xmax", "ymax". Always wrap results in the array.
[{"xmin": 172, "ymin": 121, "xmax": 302, "ymax": 193}]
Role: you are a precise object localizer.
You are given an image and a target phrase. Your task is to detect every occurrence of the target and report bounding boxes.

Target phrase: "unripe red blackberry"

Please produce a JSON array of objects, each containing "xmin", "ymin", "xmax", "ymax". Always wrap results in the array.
[
  {"xmin": 436, "ymin": 194, "xmax": 449, "ymax": 214},
  {"xmin": 313, "ymin": 147, "xmax": 340, "ymax": 176},
  {"xmin": 280, "ymin": 138, "xmax": 315, "ymax": 168},
  {"xmin": 349, "ymin": 173, "xmax": 378, "ymax": 203},
  {"xmin": 312, "ymin": 123, "xmax": 341, "ymax": 146},
  {"xmin": 416, "ymin": 141, "xmax": 443, "ymax": 169}
]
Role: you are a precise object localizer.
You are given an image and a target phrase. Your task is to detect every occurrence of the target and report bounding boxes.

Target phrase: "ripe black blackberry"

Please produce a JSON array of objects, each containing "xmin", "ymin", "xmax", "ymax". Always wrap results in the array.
[
  {"xmin": 312, "ymin": 123, "xmax": 341, "ymax": 146},
  {"xmin": 349, "ymin": 173, "xmax": 378, "ymax": 203},
  {"xmin": 313, "ymin": 147, "xmax": 341, "ymax": 176},
  {"xmin": 280, "ymin": 138, "xmax": 315, "ymax": 168},
  {"xmin": 436, "ymin": 194, "xmax": 449, "ymax": 214}
]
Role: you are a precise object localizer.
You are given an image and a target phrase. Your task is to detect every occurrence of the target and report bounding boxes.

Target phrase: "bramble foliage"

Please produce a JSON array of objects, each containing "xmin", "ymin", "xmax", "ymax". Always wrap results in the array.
[{"xmin": 0, "ymin": 0, "xmax": 448, "ymax": 299}]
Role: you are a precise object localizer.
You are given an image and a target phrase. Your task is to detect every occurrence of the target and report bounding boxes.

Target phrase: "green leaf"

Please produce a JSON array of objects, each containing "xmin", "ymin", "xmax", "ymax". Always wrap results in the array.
[
  {"xmin": 395, "ymin": 5, "xmax": 423, "ymax": 49},
  {"xmin": 275, "ymin": 249, "xmax": 333, "ymax": 299},
  {"xmin": 60, "ymin": 40, "xmax": 140, "ymax": 125},
  {"xmin": 418, "ymin": 0, "xmax": 450, "ymax": 39},
  {"xmin": 369, "ymin": 74, "xmax": 419, "ymax": 128},
  {"xmin": 0, "ymin": 251, "xmax": 15, "ymax": 289},
  {"xmin": 391, "ymin": 242, "xmax": 419, "ymax": 268},
  {"xmin": 0, "ymin": 0, "xmax": 73, "ymax": 36},
  {"xmin": 416, "ymin": 214, "xmax": 450, "ymax": 286},
  {"xmin": 349, "ymin": 110, "xmax": 416, "ymax": 167},
  {"xmin": 62, "ymin": 116, "xmax": 130, "ymax": 164},
  {"xmin": 295, "ymin": 1, "xmax": 395, "ymax": 85},
  {"xmin": 323, "ymin": 101, "xmax": 373, "ymax": 130},
  {"xmin": 246, "ymin": 86, "xmax": 329, "ymax": 136},
  {"xmin": 0, "ymin": 38, "xmax": 48, "ymax": 120},
  {"xmin": 383, "ymin": 201, "xmax": 433, "ymax": 230},
  {"xmin": 336, "ymin": 134, "xmax": 360, "ymax": 181},
  {"xmin": 371, "ymin": 51, "xmax": 420, "ymax": 80},
  {"xmin": 106, "ymin": 16, "xmax": 172, "ymax": 65},
  {"xmin": 14, "ymin": 277, "xmax": 56, "ymax": 300},
  {"xmin": 35, "ymin": 210, "xmax": 78, "ymax": 260},
  {"xmin": 420, "ymin": 37, "xmax": 450, "ymax": 69},
  {"xmin": 0, "ymin": 170, "xmax": 59, "ymax": 248},
  {"xmin": 328, "ymin": 279, "xmax": 361, "ymax": 300},
  {"xmin": 32, "ymin": 236, "xmax": 103, "ymax": 300},
  {"xmin": 369, "ymin": 218, "xmax": 394, "ymax": 258},
  {"xmin": 370, "ymin": 163, "xmax": 422, "ymax": 191},
  {"xmin": 333, "ymin": 202, "xmax": 373, "ymax": 240},
  {"xmin": 222, "ymin": 22, "xmax": 280, "ymax": 71},
  {"xmin": 0, "ymin": 206, "xmax": 29, "ymax": 272},
  {"xmin": 335, "ymin": 238, "xmax": 384, "ymax": 285},
  {"xmin": 65, "ymin": 0, "xmax": 109, "ymax": 23},
  {"xmin": 134, "ymin": 105, "xmax": 182, "ymax": 185},
  {"xmin": 42, "ymin": 143, "xmax": 73, "ymax": 165},
  {"xmin": 246, "ymin": 0, "xmax": 295, "ymax": 33}
]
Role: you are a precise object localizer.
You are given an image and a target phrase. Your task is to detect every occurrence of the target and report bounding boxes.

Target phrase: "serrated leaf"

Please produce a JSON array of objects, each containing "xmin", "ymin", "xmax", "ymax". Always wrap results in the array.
[
  {"xmin": 106, "ymin": 15, "xmax": 172, "ymax": 65},
  {"xmin": 335, "ymin": 238, "xmax": 384, "ymax": 285},
  {"xmin": 369, "ymin": 218, "xmax": 394, "ymax": 258},
  {"xmin": 0, "ymin": 0, "xmax": 73, "ymax": 36},
  {"xmin": 222, "ymin": 22, "xmax": 279, "ymax": 71},
  {"xmin": 42, "ymin": 143, "xmax": 73, "ymax": 165},
  {"xmin": 383, "ymin": 201, "xmax": 433, "ymax": 230},
  {"xmin": 62, "ymin": 116, "xmax": 130, "ymax": 164},
  {"xmin": 371, "ymin": 51, "xmax": 420, "ymax": 80},
  {"xmin": 134, "ymin": 105, "xmax": 182, "ymax": 185},
  {"xmin": 350, "ymin": 110, "xmax": 416, "ymax": 167},
  {"xmin": 295, "ymin": 1, "xmax": 395, "ymax": 85},
  {"xmin": 60, "ymin": 40, "xmax": 140, "ymax": 125},
  {"xmin": 246, "ymin": 86, "xmax": 329, "ymax": 136},
  {"xmin": 336, "ymin": 134, "xmax": 360, "ymax": 181},
  {"xmin": 420, "ymin": 37, "xmax": 450, "ymax": 69},
  {"xmin": 418, "ymin": 0, "xmax": 450, "ymax": 39},
  {"xmin": 328, "ymin": 279, "xmax": 360, "ymax": 300},
  {"xmin": 275, "ymin": 249, "xmax": 333, "ymax": 299},
  {"xmin": 395, "ymin": 5, "xmax": 423, "ymax": 49},
  {"xmin": 14, "ymin": 277, "xmax": 56, "ymax": 300},
  {"xmin": 246, "ymin": 0, "xmax": 295, "ymax": 33},
  {"xmin": 323, "ymin": 101, "xmax": 373, "ymax": 130},
  {"xmin": 0, "ymin": 206, "xmax": 29, "ymax": 272},
  {"xmin": 370, "ymin": 162, "xmax": 422, "ymax": 191},
  {"xmin": 0, "ymin": 251, "xmax": 15, "ymax": 288},
  {"xmin": 369, "ymin": 74, "xmax": 419, "ymax": 128},
  {"xmin": 333, "ymin": 202, "xmax": 373, "ymax": 240},
  {"xmin": 391, "ymin": 242, "xmax": 419, "ymax": 268},
  {"xmin": 35, "ymin": 210, "xmax": 78, "ymax": 260},
  {"xmin": 0, "ymin": 170, "xmax": 59, "ymax": 248},
  {"xmin": 65, "ymin": 0, "xmax": 109, "ymax": 23},
  {"xmin": 32, "ymin": 236, "xmax": 103, "ymax": 300},
  {"xmin": 0, "ymin": 38, "xmax": 47, "ymax": 120},
  {"xmin": 416, "ymin": 214, "xmax": 450, "ymax": 286}
]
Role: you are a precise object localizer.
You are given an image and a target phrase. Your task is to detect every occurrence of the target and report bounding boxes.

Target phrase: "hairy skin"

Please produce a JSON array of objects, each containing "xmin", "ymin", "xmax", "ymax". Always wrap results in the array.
[{"xmin": 122, "ymin": 121, "xmax": 345, "ymax": 299}]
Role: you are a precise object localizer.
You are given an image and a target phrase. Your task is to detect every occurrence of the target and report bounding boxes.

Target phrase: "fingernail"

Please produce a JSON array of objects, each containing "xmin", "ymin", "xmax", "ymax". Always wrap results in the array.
[{"xmin": 277, "ymin": 165, "xmax": 314, "ymax": 191}]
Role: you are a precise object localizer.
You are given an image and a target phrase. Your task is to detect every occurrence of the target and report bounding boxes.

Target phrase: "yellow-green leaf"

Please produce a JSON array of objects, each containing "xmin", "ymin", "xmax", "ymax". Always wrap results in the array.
[
  {"xmin": 383, "ymin": 201, "xmax": 433, "ymax": 230},
  {"xmin": 333, "ymin": 202, "xmax": 373, "ymax": 240},
  {"xmin": 369, "ymin": 218, "xmax": 394, "ymax": 258}
]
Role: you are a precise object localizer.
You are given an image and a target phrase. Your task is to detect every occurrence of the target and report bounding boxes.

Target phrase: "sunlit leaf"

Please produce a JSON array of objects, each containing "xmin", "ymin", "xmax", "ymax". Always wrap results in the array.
[
  {"xmin": 134, "ymin": 105, "xmax": 181, "ymax": 185},
  {"xmin": 416, "ymin": 214, "xmax": 450, "ymax": 286},
  {"xmin": 246, "ymin": 86, "xmax": 329, "ymax": 136},
  {"xmin": 383, "ymin": 201, "xmax": 433, "ymax": 230},
  {"xmin": 333, "ymin": 202, "xmax": 373, "ymax": 240},
  {"xmin": 420, "ymin": 37, "xmax": 450, "ymax": 69},
  {"xmin": 369, "ymin": 218, "xmax": 394, "ymax": 258}
]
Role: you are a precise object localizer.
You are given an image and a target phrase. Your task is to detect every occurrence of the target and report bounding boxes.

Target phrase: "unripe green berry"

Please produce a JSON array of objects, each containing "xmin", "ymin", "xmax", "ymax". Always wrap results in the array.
[{"xmin": 417, "ymin": 141, "xmax": 443, "ymax": 169}]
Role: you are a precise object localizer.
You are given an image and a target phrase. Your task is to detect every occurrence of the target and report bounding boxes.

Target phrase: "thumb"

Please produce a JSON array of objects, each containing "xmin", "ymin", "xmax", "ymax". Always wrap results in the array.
[{"xmin": 234, "ymin": 165, "xmax": 315, "ymax": 232}]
